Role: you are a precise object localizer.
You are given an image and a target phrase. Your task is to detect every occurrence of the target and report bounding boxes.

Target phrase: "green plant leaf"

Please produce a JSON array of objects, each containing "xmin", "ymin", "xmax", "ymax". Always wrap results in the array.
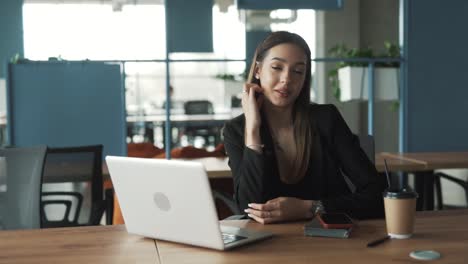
[
  {"xmin": 10, "ymin": 53, "xmax": 20, "ymax": 64},
  {"xmin": 389, "ymin": 101, "xmax": 400, "ymax": 112}
]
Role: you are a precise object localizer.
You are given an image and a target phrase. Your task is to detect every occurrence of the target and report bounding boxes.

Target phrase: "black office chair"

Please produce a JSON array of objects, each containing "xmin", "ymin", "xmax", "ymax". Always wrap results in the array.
[
  {"xmin": 183, "ymin": 100, "xmax": 219, "ymax": 147},
  {"xmin": 0, "ymin": 145, "xmax": 47, "ymax": 230},
  {"xmin": 184, "ymin": 100, "xmax": 214, "ymax": 115},
  {"xmin": 434, "ymin": 172, "xmax": 468, "ymax": 210},
  {"xmin": 340, "ymin": 134, "xmax": 376, "ymax": 193},
  {"xmin": 41, "ymin": 145, "xmax": 111, "ymax": 228},
  {"xmin": 358, "ymin": 134, "xmax": 375, "ymax": 164}
]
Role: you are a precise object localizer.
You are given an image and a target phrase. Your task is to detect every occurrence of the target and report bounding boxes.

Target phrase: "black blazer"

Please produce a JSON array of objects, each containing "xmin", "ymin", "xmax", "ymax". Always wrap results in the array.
[{"xmin": 223, "ymin": 104, "xmax": 385, "ymax": 219}]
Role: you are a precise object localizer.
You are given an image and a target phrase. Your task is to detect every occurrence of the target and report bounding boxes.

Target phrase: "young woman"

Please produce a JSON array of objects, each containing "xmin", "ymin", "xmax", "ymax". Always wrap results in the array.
[{"xmin": 223, "ymin": 31, "xmax": 385, "ymax": 224}]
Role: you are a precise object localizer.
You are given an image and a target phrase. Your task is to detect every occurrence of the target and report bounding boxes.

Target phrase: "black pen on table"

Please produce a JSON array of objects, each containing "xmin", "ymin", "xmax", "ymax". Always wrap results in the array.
[{"xmin": 367, "ymin": 235, "xmax": 391, "ymax": 248}]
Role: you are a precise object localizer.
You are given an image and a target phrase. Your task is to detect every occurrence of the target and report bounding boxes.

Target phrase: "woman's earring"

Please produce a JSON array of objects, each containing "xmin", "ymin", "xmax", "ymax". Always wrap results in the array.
[{"xmin": 255, "ymin": 74, "xmax": 259, "ymax": 79}]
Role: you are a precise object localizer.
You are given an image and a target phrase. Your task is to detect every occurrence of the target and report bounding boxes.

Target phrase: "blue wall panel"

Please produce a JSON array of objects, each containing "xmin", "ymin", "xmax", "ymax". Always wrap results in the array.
[
  {"xmin": 237, "ymin": 0, "xmax": 342, "ymax": 10},
  {"xmin": 7, "ymin": 61, "xmax": 126, "ymax": 158},
  {"xmin": 0, "ymin": 0, "xmax": 23, "ymax": 78},
  {"xmin": 245, "ymin": 30, "xmax": 271, "ymax": 68},
  {"xmin": 406, "ymin": 0, "xmax": 468, "ymax": 151},
  {"xmin": 166, "ymin": 0, "xmax": 213, "ymax": 53}
]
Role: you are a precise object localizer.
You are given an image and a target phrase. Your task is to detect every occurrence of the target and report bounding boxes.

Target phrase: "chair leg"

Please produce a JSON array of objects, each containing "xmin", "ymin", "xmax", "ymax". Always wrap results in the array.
[
  {"xmin": 105, "ymin": 189, "xmax": 114, "ymax": 225},
  {"xmin": 434, "ymin": 176, "xmax": 443, "ymax": 210},
  {"xmin": 465, "ymin": 186, "xmax": 468, "ymax": 206}
]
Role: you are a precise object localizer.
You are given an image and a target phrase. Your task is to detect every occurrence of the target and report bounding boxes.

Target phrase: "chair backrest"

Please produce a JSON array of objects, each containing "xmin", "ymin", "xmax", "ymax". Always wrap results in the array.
[
  {"xmin": 342, "ymin": 134, "xmax": 375, "ymax": 194},
  {"xmin": 184, "ymin": 100, "xmax": 214, "ymax": 115},
  {"xmin": 42, "ymin": 145, "xmax": 104, "ymax": 226},
  {"xmin": 0, "ymin": 145, "xmax": 47, "ymax": 230},
  {"xmin": 358, "ymin": 134, "xmax": 375, "ymax": 164}
]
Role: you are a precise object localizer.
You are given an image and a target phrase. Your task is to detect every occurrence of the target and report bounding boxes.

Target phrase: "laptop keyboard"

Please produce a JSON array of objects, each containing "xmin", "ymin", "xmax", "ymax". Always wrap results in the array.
[{"xmin": 222, "ymin": 233, "xmax": 247, "ymax": 245}]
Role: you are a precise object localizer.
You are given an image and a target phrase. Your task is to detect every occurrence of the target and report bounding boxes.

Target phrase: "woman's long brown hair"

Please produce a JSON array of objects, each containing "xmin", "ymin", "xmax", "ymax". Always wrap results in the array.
[{"xmin": 247, "ymin": 31, "xmax": 313, "ymax": 183}]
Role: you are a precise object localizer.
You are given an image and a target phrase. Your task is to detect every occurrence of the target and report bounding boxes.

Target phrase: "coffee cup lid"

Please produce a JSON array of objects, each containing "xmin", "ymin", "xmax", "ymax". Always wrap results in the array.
[{"xmin": 383, "ymin": 188, "xmax": 418, "ymax": 199}]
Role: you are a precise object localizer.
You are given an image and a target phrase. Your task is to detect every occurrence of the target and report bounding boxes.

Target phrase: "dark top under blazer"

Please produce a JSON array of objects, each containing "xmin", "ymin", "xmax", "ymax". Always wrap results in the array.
[{"xmin": 223, "ymin": 104, "xmax": 385, "ymax": 219}]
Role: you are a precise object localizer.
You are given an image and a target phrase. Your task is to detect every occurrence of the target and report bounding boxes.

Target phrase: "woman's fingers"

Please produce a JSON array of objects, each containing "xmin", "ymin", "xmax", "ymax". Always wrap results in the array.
[
  {"xmin": 248, "ymin": 213, "xmax": 268, "ymax": 224},
  {"xmin": 241, "ymin": 84, "xmax": 255, "ymax": 106},
  {"xmin": 242, "ymin": 83, "xmax": 263, "ymax": 96},
  {"xmin": 247, "ymin": 211, "xmax": 276, "ymax": 224},
  {"xmin": 248, "ymin": 202, "xmax": 277, "ymax": 211},
  {"xmin": 244, "ymin": 202, "xmax": 282, "ymax": 224},
  {"xmin": 241, "ymin": 83, "xmax": 263, "ymax": 107},
  {"xmin": 245, "ymin": 208, "xmax": 275, "ymax": 218}
]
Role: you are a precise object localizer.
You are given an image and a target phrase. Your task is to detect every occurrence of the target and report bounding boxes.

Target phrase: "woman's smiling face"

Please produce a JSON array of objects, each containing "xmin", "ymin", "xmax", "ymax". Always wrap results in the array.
[{"xmin": 255, "ymin": 43, "xmax": 307, "ymax": 109}]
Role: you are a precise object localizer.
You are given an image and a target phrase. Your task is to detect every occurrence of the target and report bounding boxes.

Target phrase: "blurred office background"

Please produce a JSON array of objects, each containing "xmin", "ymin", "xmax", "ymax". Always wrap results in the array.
[{"xmin": 1, "ymin": 0, "xmax": 468, "ymax": 212}]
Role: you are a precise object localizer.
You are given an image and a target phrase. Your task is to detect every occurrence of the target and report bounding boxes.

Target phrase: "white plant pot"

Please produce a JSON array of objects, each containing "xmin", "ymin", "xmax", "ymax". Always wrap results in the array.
[{"xmin": 338, "ymin": 66, "xmax": 399, "ymax": 101}]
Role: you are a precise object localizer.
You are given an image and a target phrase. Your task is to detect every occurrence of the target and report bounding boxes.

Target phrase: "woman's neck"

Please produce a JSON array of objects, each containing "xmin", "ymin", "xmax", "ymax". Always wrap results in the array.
[{"xmin": 263, "ymin": 102, "xmax": 294, "ymax": 129}]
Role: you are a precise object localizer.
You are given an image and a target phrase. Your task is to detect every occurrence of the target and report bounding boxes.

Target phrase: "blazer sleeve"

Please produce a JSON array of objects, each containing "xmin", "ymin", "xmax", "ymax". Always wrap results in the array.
[
  {"xmin": 222, "ymin": 118, "xmax": 272, "ymax": 212},
  {"xmin": 321, "ymin": 105, "xmax": 386, "ymax": 219}
]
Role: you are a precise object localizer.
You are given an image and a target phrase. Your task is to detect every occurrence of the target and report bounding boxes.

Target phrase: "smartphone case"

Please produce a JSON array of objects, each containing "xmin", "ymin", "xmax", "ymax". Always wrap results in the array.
[
  {"xmin": 317, "ymin": 213, "xmax": 354, "ymax": 229},
  {"xmin": 304, "ymin": 218, "xmax": 352, "ymax": 239}
]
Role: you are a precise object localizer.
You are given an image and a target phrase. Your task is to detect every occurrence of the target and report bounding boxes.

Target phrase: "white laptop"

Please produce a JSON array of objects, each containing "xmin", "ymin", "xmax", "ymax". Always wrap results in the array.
[{"xmin": 106, "ymin": 156, "xmax": 273, "ymax": 250}]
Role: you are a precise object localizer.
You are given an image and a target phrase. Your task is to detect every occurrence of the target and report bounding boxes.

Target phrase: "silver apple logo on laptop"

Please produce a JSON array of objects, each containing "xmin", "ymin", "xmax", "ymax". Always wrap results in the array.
[{"xmin": 153, "ymin": 192, "xmax": 171, "ymax": 211}]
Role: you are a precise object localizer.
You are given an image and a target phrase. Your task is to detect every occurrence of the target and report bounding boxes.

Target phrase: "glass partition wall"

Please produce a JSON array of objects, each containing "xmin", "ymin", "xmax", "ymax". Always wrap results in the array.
[
  {"xmin": 125, "ymin": 60, "xmax": 245, "ymax": 150},
  {"xmin": 21, "ymin": 1, "xmax": 316, "ymax": 151}
]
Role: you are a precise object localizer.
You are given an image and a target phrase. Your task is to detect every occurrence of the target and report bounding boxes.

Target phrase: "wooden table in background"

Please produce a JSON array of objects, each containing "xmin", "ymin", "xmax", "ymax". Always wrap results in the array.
[
  {"xmin": 381, "ymin": 152, "xmax": 468, "ymax": 171},
  {"xmin": 380, "ymin": 152, "xmax": 468, "ymax": 210},
  {"xmin": 375, "ymin": 154, "xmax": 427, "ymax": 172},
  {"xmin": 106, "ymin": 154, "xmax": 433, "ymax": 180},
  {"xmin": 181, "ymin": 157, "xmax": 231, "ymax": 178},
  {"xmin": 188, "ymin": 154, "xmax": 429, "ymax": 179},
  {"xmin": 189, "ymin": 154, "xmax": 458, "ymax": 212},
  {"xmin": 1, "ymin": 210, "xmax": 467, "ymax": 263}
]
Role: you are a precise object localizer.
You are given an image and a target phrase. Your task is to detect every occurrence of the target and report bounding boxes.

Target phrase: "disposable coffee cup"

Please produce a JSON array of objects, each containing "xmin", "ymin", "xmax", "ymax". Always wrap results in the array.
[{"xmin": 383, "ymin": 188, "xmax": 418, "ymax": 239}]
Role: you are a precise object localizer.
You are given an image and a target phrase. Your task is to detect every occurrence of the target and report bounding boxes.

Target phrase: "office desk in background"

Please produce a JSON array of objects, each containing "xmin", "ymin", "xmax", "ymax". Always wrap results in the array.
[
  {"xmin": 381, "ymin": 152, "xmax": 468, "ymax": 211},
  {"xmin": 188, "ymin": 153, "xmax": 468, "ymax": 212},
  {"xmin": 184, "ymin": 154, "xmax": 429, "ymax": 179},
  {"xmin": 381, "ymin": 152, "xmax": 468, "ymax": 170},
  {"xmin": 179, "ymin": 157, "xmax": 231, "ymax": 178},
  {"xmin": 127, "ymin": 113, "xmax": 235, "ymax": 147},
  {"xmin": 127, "ymin": 114, "xmax": 233, "ymax": 126},
  {"xmin": 1, "ymin": 209, "xmax": 467, "ymax": 263}
]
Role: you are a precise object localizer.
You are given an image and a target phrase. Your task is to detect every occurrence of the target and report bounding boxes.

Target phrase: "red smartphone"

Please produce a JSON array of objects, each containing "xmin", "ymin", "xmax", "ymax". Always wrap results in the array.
[{"xmin": 317, "ymin": 213, "xmax": 354, "ymax": 229}]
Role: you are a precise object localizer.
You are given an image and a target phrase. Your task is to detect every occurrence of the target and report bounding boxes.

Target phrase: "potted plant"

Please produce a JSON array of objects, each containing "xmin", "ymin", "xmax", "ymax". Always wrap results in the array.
[{"xmin": 328, "ymin": 42, "xmax": 400, "ymax": 102}]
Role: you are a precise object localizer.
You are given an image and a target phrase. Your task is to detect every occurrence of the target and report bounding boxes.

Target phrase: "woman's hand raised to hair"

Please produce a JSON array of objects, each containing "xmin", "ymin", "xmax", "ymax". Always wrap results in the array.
[
  {"xmin": 241, "ymin": 83, "xmax": 264, "ymax": 133},
  {"xmin": 244, "ymin": 197, "xmax": 314, "ymax": 224}
]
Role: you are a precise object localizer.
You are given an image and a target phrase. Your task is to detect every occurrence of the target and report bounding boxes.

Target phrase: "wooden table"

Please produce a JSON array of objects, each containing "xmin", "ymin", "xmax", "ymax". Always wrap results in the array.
[
  {"xmin": 0, "ymin": 225, "xmax": 159, "ymax": 264},
  {"xmin": 183, "ymin": 157, "xmax": 231, "ymax": 178},
  {"xmin": 154, "ymin": 209, "xmax": 468, "ymax": 264},
  {"xmin": 105, "ymin": 153, "xmax": 436, "ymax": 180},
  {"xmin": 381, "ymin": 152, "xmax": 468, "ymax": 211},
  {"xmin": 188, "ymin": 154, "xmax": 429, "ymax": 179},
  {"xmin": 190, "ymin": 154, "xmax": 467, "ymax": 212},
  {"xmin": 381, "ymin": 152, "xmax": 468, "ymax": 171},
  {"xmin": 1, "ymin": 210, "xmax": 467, "ymax": 263},
  {"xmin": 375, "ymin": 154, "xmax": 427, "ymax": 172}
]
